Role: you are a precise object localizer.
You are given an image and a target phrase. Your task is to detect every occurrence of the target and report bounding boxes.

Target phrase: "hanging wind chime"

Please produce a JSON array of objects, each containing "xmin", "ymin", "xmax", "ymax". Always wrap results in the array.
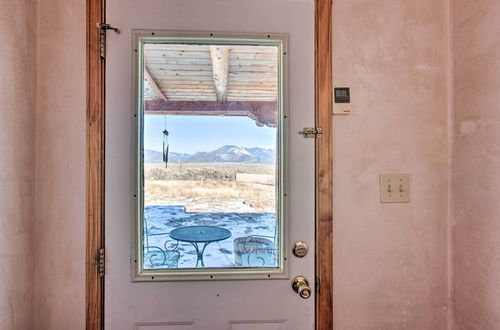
[{"xmin": 162, "ymin": 115, "xmax": 169, "ymax": 169}]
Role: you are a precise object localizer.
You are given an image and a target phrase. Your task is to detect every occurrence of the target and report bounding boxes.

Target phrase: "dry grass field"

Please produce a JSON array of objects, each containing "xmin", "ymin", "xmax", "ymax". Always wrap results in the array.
[
  {"xmin": 145, "ymin": 163, "xmax": 275, "ymax": 181},
  {"xmin": 144, "ymin": 163, "xmax": 276, "ymax": 213}
]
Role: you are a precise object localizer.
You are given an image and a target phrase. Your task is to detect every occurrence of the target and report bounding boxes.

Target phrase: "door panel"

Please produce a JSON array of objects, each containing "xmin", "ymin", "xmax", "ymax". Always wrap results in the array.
[
  {"xmin": 135, "ymin": 323, "xmax": 194, "ymax": 330},
  {"xmin": 229, "ymin": 321, "xmax": 287, "ymax": 330},
  {"xmin": 105, "ymin": 1, "xmax": 315, "ymax": 329}
]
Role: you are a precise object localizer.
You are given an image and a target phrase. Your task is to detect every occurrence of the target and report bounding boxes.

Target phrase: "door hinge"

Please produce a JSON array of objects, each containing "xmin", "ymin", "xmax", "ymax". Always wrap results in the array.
[
  {"xmin": 97, "ymin": 23, "xmax": 120, "ymax": 59},
  {"xmin": 298, "ymin": 127, "xmax": 322, "ymax": 138},
  {"xmin": 96, "ymin": 248, "xmax": 105, "ymax": 278},
  {"xmin": 316, "ymin": 276, "xmax": 320, "ymax": 293}
]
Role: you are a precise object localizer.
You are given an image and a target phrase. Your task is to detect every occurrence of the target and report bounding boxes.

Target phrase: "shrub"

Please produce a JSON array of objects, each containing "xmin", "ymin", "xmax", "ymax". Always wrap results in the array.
[{"xmin": 144, "ymin": 163, "xmax": 274, "ymax": 182}]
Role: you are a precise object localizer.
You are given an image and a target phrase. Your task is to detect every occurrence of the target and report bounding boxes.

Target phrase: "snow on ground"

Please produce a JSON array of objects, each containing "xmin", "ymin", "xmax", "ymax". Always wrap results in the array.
[
  {"xmin": 144, "ymin": 205, "xmax": 277, "ymax": 269},
  {"xmin": 147, "ymin": 198, "xmax": 266, "ymax": 213}
]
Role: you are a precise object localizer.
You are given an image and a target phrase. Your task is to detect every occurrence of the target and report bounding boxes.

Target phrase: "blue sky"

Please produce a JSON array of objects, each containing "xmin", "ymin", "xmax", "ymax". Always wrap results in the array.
[{"xmin": 144, "ymin": 115, "xmax": 276, "ymax": 154}]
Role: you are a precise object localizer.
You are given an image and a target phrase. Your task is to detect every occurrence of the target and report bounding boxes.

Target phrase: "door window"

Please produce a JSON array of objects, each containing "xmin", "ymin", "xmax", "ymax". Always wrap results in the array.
[{"xmin": 134, "ymin": 34, "xmax": 288, "ymax": 278}]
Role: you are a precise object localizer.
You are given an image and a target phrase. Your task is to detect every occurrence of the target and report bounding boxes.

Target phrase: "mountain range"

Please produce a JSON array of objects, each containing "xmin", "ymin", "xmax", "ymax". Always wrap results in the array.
[{"xmin": 144, "ymin": 145, "xmax": 275, "ymax": 164}]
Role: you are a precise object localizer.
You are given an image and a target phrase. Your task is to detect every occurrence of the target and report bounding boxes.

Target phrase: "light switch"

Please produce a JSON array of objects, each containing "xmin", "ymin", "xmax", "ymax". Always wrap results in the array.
[{"xmin": 380, "ymin": 173, "xmax": 410, "ymax": 203}]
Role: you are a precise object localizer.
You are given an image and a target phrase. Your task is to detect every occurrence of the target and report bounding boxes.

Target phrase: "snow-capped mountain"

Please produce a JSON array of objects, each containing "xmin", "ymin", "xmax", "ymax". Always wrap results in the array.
[
  {"xmin": 144, "ymin": 145, "xmax": 275, "ymax": 164},
  {"xmin": 187, "ymin": 145, "xmax": 275, "ymax": 164},
  {"xmin": 239, "ymin": 147, "xmax": 276, "ymax": 164}
]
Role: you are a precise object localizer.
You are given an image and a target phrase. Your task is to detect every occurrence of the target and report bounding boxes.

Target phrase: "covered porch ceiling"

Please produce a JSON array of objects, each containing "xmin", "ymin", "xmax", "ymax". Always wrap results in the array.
[{"xmin": 143, "ymin": 44, "xmax": 278, "ymax": 127}]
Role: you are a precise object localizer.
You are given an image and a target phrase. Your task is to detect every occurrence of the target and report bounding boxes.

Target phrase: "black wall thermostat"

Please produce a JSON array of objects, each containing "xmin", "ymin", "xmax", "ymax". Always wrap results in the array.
[
  {"xmin": 333, "ymin": 87, "xmax": 351, "ymax": 115},
  {"xmin": 334, "ymin": 87, "xmax": 350, "ymax": 103}
]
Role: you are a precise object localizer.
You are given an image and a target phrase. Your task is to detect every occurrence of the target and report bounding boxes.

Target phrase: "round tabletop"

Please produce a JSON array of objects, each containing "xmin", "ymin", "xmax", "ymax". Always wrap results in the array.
[{"xmin": 169, "ymin": 226, "xmax": 231, "ymax": 243}]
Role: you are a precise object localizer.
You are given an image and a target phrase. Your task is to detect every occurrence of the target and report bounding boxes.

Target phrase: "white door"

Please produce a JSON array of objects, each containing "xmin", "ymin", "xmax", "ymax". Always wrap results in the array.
[{"xmin": 105, "ymin": 1, "xmax": 315, "ymax": 329}]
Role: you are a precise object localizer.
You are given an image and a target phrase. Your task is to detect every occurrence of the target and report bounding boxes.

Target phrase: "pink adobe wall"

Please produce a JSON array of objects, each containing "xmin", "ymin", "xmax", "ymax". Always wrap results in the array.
[
  {"xmin": 30, "ymin": 1, "xmax": 454, "ymax": 329},
  {"xmin": 34, "ymin": 0, "xmax": 86, "ymax": 328},
  {"xmin": 30, "ymin": 1, "xmax": 500, "ymax": 329},
  {"xmin": 332, "ymin": 0, "xmax": 452, "ymax": 329},
  {"xmin": 0, "ymin": 0, "xmax": 37, "ymax": 329},
  {"xmin": 452, "ymin": 1, "xmax": 500, "ymax": 329}
]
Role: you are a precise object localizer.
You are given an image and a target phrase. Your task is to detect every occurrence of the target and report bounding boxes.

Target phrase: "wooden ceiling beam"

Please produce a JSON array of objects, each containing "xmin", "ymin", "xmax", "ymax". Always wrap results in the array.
[
  {"xmin": 144, "ymin": 68, "xmax": 167, "ymax": 101},
  {"xmin": 144, "ymin": 100, "xmax": 277, "ymax": 127},
  {"xmin": 209, "ymin": 46, "xmax": 230, "ymax": 102},
  {"xmin": 144, "ymin": 100, "xmax": 275, "ymax": 111}
]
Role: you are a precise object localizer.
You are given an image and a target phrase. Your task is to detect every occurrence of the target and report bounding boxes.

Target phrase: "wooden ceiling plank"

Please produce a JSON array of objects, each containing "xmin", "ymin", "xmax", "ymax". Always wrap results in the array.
[
  {"xmin": 145, "ymin": 54, "xmax": 276, "ymax": 61},
  {"xmin": 145, "ymin": 44, "xmax": 276, "ymax": 54},
  {"xmin": 165, "ymin": 91, "xmax": 215, "ymax": 95},
  {"xmin": 144, "ymin": 44, "xmax": 278, "ymax": 103},
  {"xmin": 228, "ymin": 46, "xmax": 277, "ymax": 54},
  {"xmin": 160, "ymin": 82, "xmax": 276, "ymax": 88},
  {"xmin": 146, "ymin": 57, "xmax": 276, "ymax": 66},
  {"xmin": 146, "ymin": 58, "xmax": 213, "ymax": 65},
  {"xmin": 153, "ymin": 71, "xmax": 277, "ymax": 78},
  {"xmin": 147, "ymin": 63, "xmax": 277, "ymax": 72},
  {"xmin": 152, "ymin": 70, "xmax": 213, "ymax": 77},
  {"xmin": 143, "ymin": 50, "xmax": 211, "ymax": 58},
  {"xmin": 229, "ymin": 80, "xmax": 276, "ymax": 84},
  {"xmin": 144, "ymin": 44, "xmax": 209, "ymax": 51},
  {"xmin": 152, "ymin": 75, "xmax": 214, "ymax": 81},
  {"xmin": 156, "ymin": 76, "xmax": 278, "ymax": 82},
  {"xmin": 146, "ymin": 63, "xmax": 213, "ymax": 70},
  {"xmin": 162, "ymin": 88, "xmax": 216, "ymax": 92},
  {"xmin": 228, "ymin": 53, "xmax": 277, "ymax": 60}
]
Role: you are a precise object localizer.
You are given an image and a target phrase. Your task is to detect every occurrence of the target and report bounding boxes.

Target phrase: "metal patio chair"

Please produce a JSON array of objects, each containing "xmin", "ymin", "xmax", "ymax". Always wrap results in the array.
[
  {"xmin": 144, "ymin": 217, "xmax": 180, "ymax": 268},
  {"xmin": 233, "ymin": 234, "xmax": 277, "ymax": 267}
]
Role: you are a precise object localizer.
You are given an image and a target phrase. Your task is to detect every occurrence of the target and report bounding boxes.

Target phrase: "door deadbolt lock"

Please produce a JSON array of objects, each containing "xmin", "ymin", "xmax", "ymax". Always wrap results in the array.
[
  {"xmin": 292, "ymin": 241, "xmax": 308, "ymax": 258},
  {"xmin": 292, "ymin": 276, "xmax": 312, "ymax": 299}
]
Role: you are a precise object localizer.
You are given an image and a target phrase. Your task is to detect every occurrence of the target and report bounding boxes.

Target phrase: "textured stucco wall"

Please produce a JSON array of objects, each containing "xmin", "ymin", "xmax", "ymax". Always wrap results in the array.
[
  {"xmin": 32, "ymin": 1, "xmax": 500, "ymax": 329},
  {"xmin": 0, "ymin": 0, "xmax": 37, "ymax": 329},
  {"xmin": 34, "ymin": 0, "xmax": 86, "ymax": 328},
  {"xmin": 332, "ymin": 1, "xmax": 451, "ymax": 329},
  {"xmin": 453, "ymin": 1, "xmax": 500, "ymax": 329},
  {"xmin": 30, "ymin": 1, "xmax": 453, "ymax": 329}
]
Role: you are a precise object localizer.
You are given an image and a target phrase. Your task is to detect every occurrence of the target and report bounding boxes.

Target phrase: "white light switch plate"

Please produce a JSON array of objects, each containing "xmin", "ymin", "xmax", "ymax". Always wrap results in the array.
[{"xmin": 380, "ymin": 173, "xmax": 410, "ymax": 203}]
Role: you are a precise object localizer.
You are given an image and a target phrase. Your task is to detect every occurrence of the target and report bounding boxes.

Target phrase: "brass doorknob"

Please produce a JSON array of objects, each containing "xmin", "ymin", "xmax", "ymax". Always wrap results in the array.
[{"xmin": 291, "ymin": 276, "xmax": 312, "ymax": 299}]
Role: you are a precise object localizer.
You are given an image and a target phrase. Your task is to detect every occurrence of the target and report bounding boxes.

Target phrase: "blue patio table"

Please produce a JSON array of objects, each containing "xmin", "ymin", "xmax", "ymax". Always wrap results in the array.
[{"xmin": 169, "ymin": 226, "xmax": 231, "ymax": 267}]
